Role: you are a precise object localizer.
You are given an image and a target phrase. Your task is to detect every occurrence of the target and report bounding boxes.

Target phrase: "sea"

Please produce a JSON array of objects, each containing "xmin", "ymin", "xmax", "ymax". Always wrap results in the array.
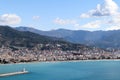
[{"xmin": 0, "ymin": 60, "xmax": 120, "ymax": 80}]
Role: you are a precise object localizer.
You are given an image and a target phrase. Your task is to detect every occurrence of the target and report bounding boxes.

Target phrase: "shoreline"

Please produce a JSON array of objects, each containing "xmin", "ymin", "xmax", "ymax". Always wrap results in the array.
[{"xmin": 1, "ymin": 59, "xmax": 120, "ymax": 65}]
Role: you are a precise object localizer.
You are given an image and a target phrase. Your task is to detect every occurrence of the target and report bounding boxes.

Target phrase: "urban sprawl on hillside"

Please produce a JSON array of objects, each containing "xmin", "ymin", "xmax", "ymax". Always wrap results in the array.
[{"xmin": 0, "ymin": 44, "xmax": 120, "ymax": 64}]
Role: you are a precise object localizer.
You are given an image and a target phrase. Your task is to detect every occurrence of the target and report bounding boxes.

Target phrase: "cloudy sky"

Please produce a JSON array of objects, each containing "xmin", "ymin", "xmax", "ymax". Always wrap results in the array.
[{"xmin": 0, "ymin": 0, "xmax": 120, "ymax": 31}]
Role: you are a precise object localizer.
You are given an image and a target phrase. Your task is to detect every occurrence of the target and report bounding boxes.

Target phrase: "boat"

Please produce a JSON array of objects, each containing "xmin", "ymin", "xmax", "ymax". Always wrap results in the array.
[{"xmin": 0, "ymin": 68, "xmax": 28, "ymax": 77}]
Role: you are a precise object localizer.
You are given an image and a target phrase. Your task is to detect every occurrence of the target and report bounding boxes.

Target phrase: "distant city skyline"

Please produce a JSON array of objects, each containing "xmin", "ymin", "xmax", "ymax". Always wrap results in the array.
[{"xmin": 0, "ymin": 0, "xmax": 120, "ymax": 31}]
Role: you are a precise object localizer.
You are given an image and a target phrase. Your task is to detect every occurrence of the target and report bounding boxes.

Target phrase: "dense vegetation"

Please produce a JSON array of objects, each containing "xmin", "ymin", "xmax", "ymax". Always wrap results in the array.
[
  {"xmin": 16, "ymin": 27, "xmax": 120, "ymax": 49},
  {"xmin": 0, "ymin": 26, "xmax": 56, "ymax": 48},
  {"xmin": 0, "ymin": 26, "xmax": 91, "ymax": 51}
]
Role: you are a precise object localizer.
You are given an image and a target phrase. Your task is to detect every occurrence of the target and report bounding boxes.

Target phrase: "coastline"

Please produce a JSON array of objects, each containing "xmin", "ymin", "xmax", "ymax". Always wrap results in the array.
[{"xmin": 1, "ymin": 59, "xmax": 120, "ymax": 65}]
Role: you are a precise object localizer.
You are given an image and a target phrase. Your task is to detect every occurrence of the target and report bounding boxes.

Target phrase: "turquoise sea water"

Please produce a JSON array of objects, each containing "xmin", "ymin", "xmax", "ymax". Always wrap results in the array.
[{"xmin": 0, "ymin": 60, "xmax": 120, "ymax": 80}]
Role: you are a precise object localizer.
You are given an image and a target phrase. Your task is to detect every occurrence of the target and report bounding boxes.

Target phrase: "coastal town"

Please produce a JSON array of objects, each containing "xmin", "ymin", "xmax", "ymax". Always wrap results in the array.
[
  {"xmin": 0, "ymin": 44, "xmax": 120, "ymax": 64},
  {"xmin": 0, "ymin": 26, "xmax": 120, "ymax": 64}
]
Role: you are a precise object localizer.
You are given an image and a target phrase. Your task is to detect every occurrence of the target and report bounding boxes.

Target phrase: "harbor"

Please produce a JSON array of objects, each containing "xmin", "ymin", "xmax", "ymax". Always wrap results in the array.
[{"xmin": 0, "ymin": 68, "xmax": 28, "ymax": 77}]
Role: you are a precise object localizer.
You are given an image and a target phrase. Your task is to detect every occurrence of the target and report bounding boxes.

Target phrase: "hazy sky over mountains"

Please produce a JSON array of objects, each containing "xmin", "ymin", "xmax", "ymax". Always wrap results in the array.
[{"xmin": 0, "ymin": 0, "xmax": 120, "ymax": 31}]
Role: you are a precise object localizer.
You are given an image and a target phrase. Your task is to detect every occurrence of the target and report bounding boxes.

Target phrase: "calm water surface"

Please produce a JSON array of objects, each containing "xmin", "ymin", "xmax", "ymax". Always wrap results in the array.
[{"xmin": 0, "ymin": 60, "xmax": 120, "ymax": 80}]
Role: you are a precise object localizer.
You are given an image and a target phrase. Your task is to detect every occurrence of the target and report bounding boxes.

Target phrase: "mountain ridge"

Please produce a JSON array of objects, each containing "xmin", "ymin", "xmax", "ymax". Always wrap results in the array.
[
  {"xmin": 15, "ymin": 26, "xmax": 120, "ymax": 49},
  {"xmin": 0, "ymin": 25, "xmax": 94, "ymax": 51}
]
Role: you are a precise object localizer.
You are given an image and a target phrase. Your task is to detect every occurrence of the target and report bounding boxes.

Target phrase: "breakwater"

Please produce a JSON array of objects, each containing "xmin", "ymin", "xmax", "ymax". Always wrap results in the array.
[{"xmin": 0, "ymin": 71, "xmax": 28, "ymax": 77}]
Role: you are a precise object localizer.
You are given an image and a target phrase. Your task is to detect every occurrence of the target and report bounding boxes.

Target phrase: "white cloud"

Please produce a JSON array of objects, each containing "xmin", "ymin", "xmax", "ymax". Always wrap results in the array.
[
  {"xmin": 80, "ymin": 0, "xmax": 119, "ymax": 18},
  {"xmin": 54, "ymin": 17, "xmax": 76, "ymax": 25},
  {"xmin": 32, "ymin": 16, "xmax": 40, "ymax": 20},
  {"xmin": 82, "ymin": 21, "xmax": 101, "ymax": 28},
  {"xmin": 75, "ymin": 20, "xmax": 101, "ymax": 29},
  {"xmin": 79, "ymin": 0, "xmax": 120, "ymax": 31},
  {"xmin": 107, "ymin": 14, "xmax": 120, "ymax": 24},
  {"xmin": 53, "ymin": 0, "xmax": 120, "ymax": 31},
  {"xmin": 0, "ymin": 14, "xmax": 21, "ymax": 25},
  {"xmin": 106, "ymin": 25, "xmax": 120, "ymax": 30},
  {"xmin": 80, "ymin": 14, "xmax": 90, "ymax": 18},
  {"xmin": 105, "ymin": 14, "xmax": 120, "ymax": 30}
]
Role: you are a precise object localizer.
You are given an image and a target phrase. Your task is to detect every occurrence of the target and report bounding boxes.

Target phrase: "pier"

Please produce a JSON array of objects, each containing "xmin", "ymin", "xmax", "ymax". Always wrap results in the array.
[{"xmin": 0, "ymin": 68, "xmax": 28, "ymax": 77}]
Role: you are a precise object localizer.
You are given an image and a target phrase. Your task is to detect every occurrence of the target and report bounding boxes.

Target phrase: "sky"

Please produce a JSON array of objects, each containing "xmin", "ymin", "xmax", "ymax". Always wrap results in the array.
[{"xmin": 0, "ymin": 0, "xmax": 120, "ymax": 31}]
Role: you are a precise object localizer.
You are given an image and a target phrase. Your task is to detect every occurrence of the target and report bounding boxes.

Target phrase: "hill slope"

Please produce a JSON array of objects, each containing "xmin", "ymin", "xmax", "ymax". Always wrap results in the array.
[
  {"xmin": 0, "ymin": 26, "xmax": 94, "ymax": 51},
  {"xmin": 0, "ymin": 26, "xmax": 58, "ymax": 48},
  {"xmin": 15, "ymin": 27, "xmax": 120, "ymax": 49}
]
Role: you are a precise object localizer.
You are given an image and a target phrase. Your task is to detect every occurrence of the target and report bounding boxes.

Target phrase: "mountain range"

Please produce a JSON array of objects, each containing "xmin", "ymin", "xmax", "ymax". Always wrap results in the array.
[
  {"xmin": 15, "ymin": 27, "xmax": 120, "ymax": 49},
  {"xmin": 0, "ymin": 25, "xmax": 93, "ymax": 51}
]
